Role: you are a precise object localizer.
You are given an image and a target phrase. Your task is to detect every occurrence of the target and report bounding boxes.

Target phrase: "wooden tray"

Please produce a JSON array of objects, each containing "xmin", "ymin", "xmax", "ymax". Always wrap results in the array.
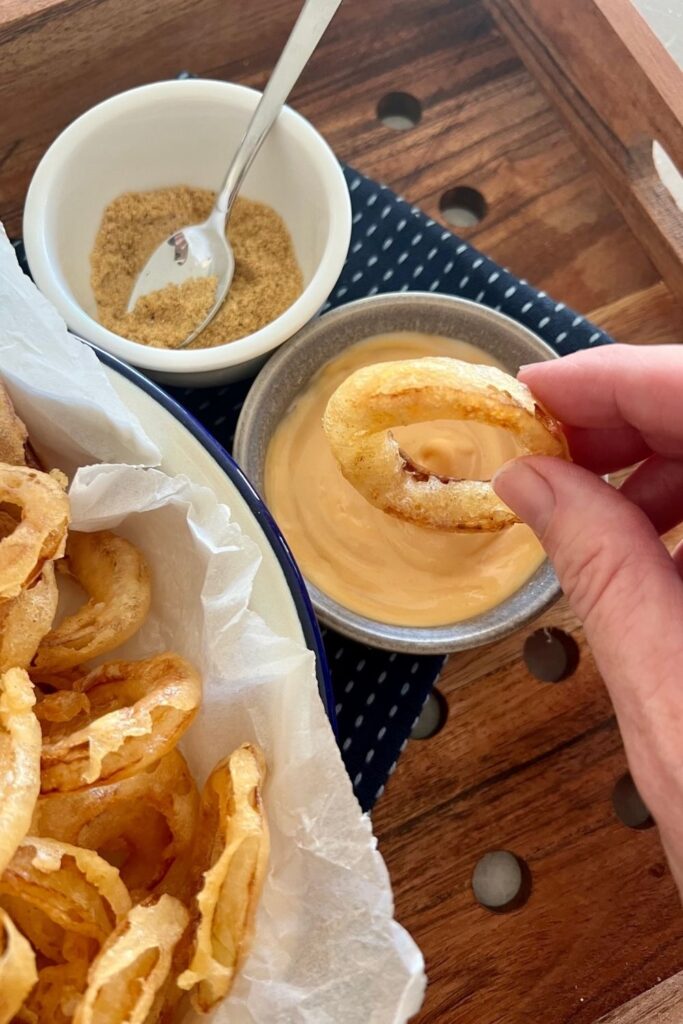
[
  {"xmin": 1, "ymin": 1, "xmax": 682, "ymax": 1021},
  {"xmin": 485, "ymin": 0, "xmax": 683, "ymax": 305}
]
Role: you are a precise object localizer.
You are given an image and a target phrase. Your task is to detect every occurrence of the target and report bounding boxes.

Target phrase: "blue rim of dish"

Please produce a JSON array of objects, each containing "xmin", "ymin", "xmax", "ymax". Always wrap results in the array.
[{"xmin": 93, "ymin": 345, "xmax": 336, "ymax": 732}]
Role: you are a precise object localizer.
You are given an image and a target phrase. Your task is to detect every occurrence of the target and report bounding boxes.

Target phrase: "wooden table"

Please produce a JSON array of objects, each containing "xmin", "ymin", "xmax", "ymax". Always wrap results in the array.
[{"xmin": 2, "ymin": 1, "xmax": 683, "ymax": 1021}]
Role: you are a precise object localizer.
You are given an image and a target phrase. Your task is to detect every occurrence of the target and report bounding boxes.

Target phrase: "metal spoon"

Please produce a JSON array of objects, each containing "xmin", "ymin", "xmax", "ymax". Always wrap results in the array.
[{"xmin": 126, "ymin": 0, "xmax": 343, "ymax": 348}]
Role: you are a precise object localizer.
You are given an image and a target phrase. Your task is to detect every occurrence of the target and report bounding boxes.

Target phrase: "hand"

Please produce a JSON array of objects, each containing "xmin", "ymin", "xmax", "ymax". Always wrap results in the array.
[{"xmin": 493, "ymin": 344, "xmax": 683, "ymax": 894}]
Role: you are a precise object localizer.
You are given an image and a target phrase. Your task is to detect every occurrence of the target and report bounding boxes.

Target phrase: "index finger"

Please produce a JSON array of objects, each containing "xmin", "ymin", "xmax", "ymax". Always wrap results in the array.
[{"xmin": 519, "ymin": 344, "xmax": 683, "ymax": 458}]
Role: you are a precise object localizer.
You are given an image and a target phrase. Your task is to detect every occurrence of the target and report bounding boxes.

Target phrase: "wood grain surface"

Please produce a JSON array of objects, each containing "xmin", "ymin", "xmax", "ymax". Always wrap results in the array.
[
  {"xmin": 1, "ymin": 1, "xmax": 682, "ymax": 1022},
  {"xmin": 0, "ymin": 0, "xmax": 678, "ymax": 340},
  {"xmin": 485, "ymin": 0, "xmax": 683, "ymax": 304}
]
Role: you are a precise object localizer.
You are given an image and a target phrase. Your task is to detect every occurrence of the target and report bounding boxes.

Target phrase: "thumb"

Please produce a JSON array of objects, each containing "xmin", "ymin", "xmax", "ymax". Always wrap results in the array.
[{"xmin": 493, "ymin": 457, "xmax": 683, "ymax": 856}]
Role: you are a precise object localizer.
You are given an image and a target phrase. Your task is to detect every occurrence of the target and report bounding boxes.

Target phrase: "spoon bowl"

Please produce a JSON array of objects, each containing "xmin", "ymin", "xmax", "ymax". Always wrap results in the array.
[{"xmin": 126, "ymin": 212, "xmax": 235, "ymax": 347}]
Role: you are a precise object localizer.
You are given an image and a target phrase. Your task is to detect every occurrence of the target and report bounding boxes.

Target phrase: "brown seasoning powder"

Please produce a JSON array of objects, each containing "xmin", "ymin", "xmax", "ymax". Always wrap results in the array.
[{"xmin": 90, "ymin": 186, "xmax": 303, "ymax": 349}]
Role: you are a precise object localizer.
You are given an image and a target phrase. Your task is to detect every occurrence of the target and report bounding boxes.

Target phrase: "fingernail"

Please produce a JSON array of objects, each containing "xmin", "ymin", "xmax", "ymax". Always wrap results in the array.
[
  {"xmin": 517, "ymin": 362, "xmax": 540, "ymax": 380},
  {"xmin": 493, "ymin": 459, "xmax": 555, "ymax": 536}
]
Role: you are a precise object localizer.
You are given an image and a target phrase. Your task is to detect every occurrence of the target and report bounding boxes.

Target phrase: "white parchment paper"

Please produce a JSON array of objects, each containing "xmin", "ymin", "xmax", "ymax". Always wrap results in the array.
[{"xmin": 0, "ymin": 229, "xmax": 426, "ymax": 1023}]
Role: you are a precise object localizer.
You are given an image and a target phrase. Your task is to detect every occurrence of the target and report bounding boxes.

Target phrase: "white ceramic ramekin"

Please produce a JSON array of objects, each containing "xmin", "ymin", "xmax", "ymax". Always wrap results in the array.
[{"xmin": 23, "ymin": 79, "xmax": 351, "ymax": 387}]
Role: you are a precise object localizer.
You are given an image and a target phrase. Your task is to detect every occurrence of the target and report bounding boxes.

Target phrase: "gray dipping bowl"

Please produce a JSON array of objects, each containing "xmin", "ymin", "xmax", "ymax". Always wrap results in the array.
[{"xmin": 234, "ymin": 292, "xmax": 561, "ymax": 654}]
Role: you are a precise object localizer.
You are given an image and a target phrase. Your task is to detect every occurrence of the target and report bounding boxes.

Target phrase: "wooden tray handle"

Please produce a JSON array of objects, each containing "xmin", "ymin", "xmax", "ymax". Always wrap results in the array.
[{"xmin": 486, "ymin": 0, "xmax": 683, "ymax": 309}]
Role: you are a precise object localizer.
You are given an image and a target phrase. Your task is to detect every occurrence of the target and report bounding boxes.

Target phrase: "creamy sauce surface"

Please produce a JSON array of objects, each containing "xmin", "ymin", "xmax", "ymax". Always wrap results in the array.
[{"xmin": 265, "ymin": 332, "xmax": 545, "ymax": 627}]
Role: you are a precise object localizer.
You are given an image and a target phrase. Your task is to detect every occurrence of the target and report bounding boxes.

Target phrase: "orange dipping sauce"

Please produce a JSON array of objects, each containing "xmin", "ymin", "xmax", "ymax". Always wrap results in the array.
[{"xmin": 265, "ymin": 332, "xmax": 544, "ymax": 627}]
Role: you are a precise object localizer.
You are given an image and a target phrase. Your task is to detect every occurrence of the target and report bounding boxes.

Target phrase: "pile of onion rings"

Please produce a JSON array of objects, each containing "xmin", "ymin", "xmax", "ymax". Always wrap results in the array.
[
  {"xmin": 0, "ymin": 384, "xmax": 270, "ymax": 1021},
  {"xmin": 323, "ymin": 356, "xmax": 570, "ymax": 532}
]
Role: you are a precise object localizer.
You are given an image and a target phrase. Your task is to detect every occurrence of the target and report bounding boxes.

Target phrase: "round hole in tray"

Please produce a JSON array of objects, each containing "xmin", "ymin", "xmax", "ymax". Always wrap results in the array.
[
  {"xmin": 523, "ymin": 627, "xmax": 579, "ymax": 683},
  {"xmin": 377, "ymin": 91, "xmax": 422, "ymax": 130},
  {"xmin": 410, "ymin": 688, "xmax": 448, "ymax": 740},
  {"xmin": 439, "ymin": 186, "xmax": 487, "ymax": 227},
  {"xmin": 472, "ymin": 850, "xmax": 531, "ymax": 913},
  {"xmin": 612, "ymin": 773, "xmax": 654, "ymax": 830}
]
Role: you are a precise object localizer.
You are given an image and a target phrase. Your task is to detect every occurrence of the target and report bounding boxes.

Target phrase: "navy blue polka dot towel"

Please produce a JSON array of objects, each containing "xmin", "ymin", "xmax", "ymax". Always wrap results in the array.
[{"xmin": 12, "ymin": 165, "xmax": 611, "ymax": 814}]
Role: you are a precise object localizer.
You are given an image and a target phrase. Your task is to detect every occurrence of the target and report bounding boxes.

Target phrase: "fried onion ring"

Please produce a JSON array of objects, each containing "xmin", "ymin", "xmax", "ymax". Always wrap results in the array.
[
  {"xmin": 0, "ymin": 383, "xmax": 30, "ymax": 469},
  {"xmin": 0, "ymin": 907, "xmax": 37, "ymax": 1024},
  {"xmin": 34, "ymin": 688, "xmax": 90, "ymax": 729},
  {"xmin": 0, "ymin": 564, "xmax": 58, "ymax": 674},
  {"xmin": 0, "ymin": 669, "xmax": 41, "ymax": 875},
  {"xmin": 0, "ymin": 465, "xmax": 69, "ymax": 599},
  {"xmin": 73, "ymin": 894, "xmax": 189, "ymax": 1024},
  {"xmin": 322, "ymin": 357, "xmax": 570, "ymax": 532},
  {"xmin": 0, "ymin": 895, "xmax": 75, "ymax": 965},
  {"xmin": 177, "ymin": 743, "xmax": 269, "ymax": 1011},
  {"xmin": 34, "ymin": 530, "xmax": 152, "ymax": 674},
  {"xmin": 39, "ymin": 653, "xmax": 202, "ymax": 792},
  {"xmin": 0, "ymin": 838, "xmax": 131, "ymax": 960},
  {"xmin": 15, "ymin": 958, "xmax": 88, "ymax": 1024},
  {"xmin": 0, "ymin": 511, "xmax": 19, "ymax": 537},
  {"xmin": 33, "ymin": 750, "xmax": 199, "ymax": 900}
]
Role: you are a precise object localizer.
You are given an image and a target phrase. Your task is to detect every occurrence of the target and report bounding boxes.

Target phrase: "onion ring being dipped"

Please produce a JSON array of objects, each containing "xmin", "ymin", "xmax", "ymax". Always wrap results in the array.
[
  {"xmin": 0, "ymin": 669, "xmax": 41, "ymax": 875},
  {"xmin": 0, "ymin": 907, "xmax": 37, "ymax": 1024},
  {"xmin": 33, "ymin": 750, "xmax": 199, "ymax": 900},
  {"xmin": 322, "ymin": 357, "xmax": 569, "ymax": 532},
  {"xmin": 177, "ymin": 743, "xmax": 269, "ymax": 1012},
  {"xmin": 0, "ymin": 464, "xmax": 69, "ymax": 600},
  {"xmin": 0, "ymin": 563, "xmax": 58, "ymax": 675},
  {"xmin": 0, "ymin": 838, "xmax": 132, "ymax": 962},
  {"xmin": 33, "ymin": 530, "xmax": 152, "ymax": 674},
  {"xmin": 39, "ymin": 653, "xmax": 202, "ymax": 792},
  {"xmin": 72, "ymin": 894, "xmax": 189, "ymax": 1024}
]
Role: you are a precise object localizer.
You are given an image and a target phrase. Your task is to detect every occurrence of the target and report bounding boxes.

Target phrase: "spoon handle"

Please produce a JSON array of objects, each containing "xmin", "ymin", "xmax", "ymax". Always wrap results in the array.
[{"xmin": 213, "ymin": 0, "xmax": 343, "ymax": 220}]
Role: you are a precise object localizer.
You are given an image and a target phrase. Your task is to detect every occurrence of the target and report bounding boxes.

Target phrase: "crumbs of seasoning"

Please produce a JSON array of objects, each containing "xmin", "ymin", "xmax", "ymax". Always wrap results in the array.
[{"xmin": 90, "ymin": 186, "xmax": 303, "ymax": 350}]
